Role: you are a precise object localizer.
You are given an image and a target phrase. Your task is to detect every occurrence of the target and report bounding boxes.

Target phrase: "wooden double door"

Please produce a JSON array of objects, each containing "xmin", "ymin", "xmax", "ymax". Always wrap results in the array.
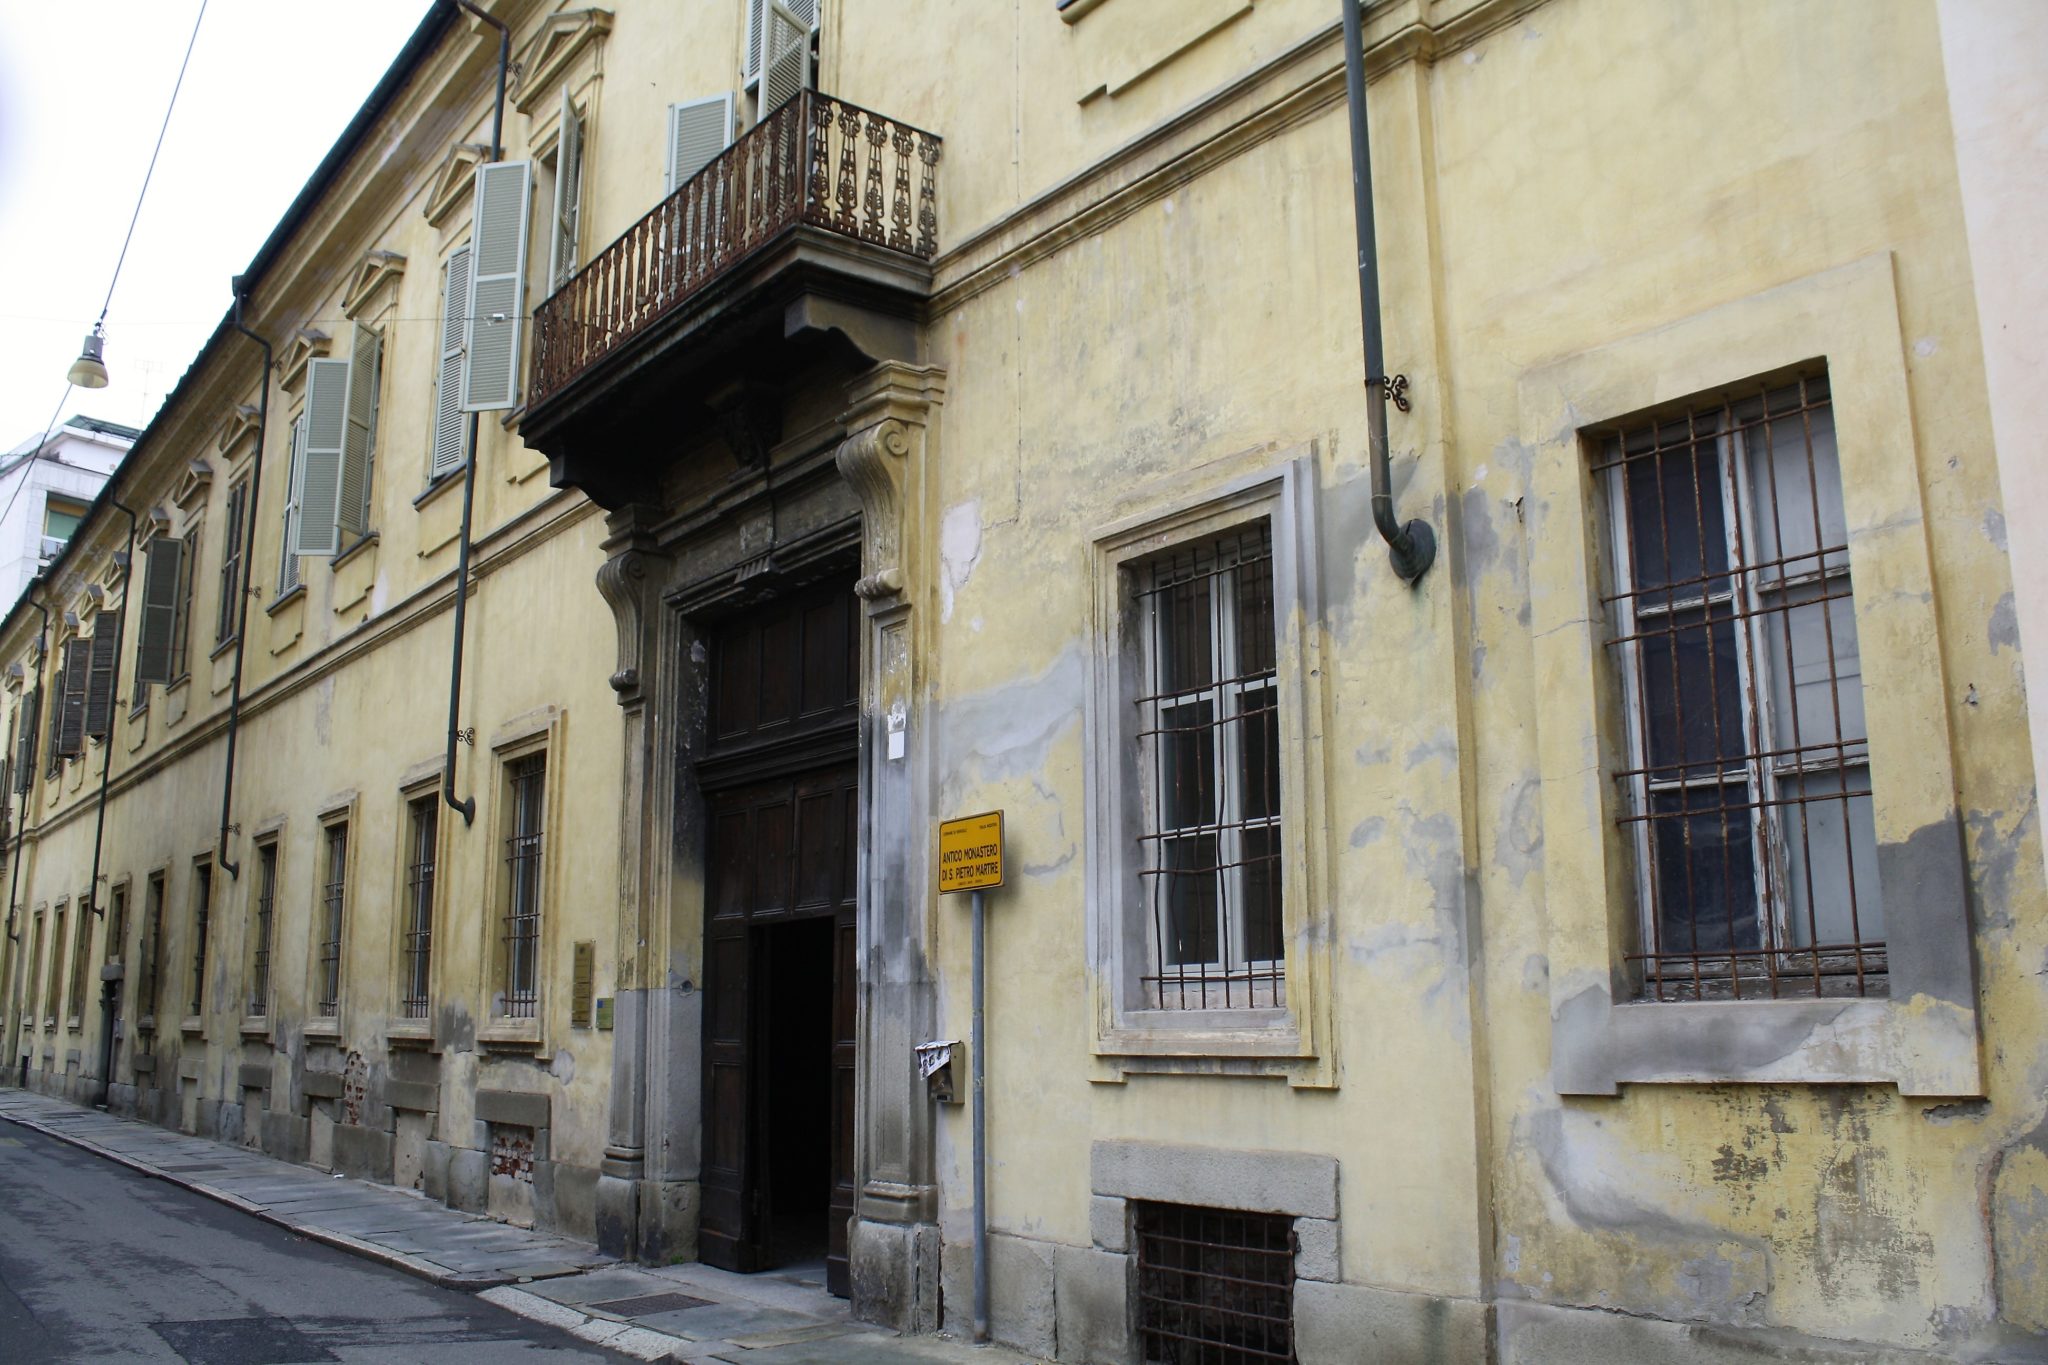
[{"xmin": 698, "ymin": 580, "xmax": 860, "ymax": 1297}]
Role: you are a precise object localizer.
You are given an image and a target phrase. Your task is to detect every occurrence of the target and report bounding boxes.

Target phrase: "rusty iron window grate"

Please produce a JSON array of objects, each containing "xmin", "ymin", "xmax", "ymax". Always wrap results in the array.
[
  {"xmin": 189, "ymin": 864, "xmax": 211, "ymax": 1017},
  {"xmin": 317, "ymin": 824, "xmax": 347, "ymax": 1016},
  {"xmin": 1133, "ymin": 521, "xmax": 1284, "ymax": 1010},
  {"xmin": 139, "ymin": 873, "xmax": 164, "ymax": 1024},
  {"xmin": 1598, "ymin": 371, "xmax": 1885, "ymax": 1002},
  {"xmin": 403, "ymin": 796, "xmax": 437, "ymax": 1020},
  {"xmin": 1135, "ymin": 1202, "xmax": 1297, "ymax": 1364},
  {"xmin": 249, "ymin": 843, "xmax": 276, "ymax": 1018},
  {"xmin": 504, "ymin": 754, "xmax": 546, "ymax": 1019}
]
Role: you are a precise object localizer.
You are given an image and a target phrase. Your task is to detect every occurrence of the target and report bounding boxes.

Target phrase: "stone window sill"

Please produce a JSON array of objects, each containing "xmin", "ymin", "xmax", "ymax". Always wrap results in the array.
[
  {"xmin": 332, "ymin": 531, "xmax": 380, "ymax": 570},
  {"xmin": 266, "ymin": 584, "xmax": 306, "ymax": 617}
]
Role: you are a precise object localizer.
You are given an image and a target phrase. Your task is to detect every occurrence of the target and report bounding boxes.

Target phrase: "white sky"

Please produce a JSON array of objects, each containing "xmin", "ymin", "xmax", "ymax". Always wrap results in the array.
[{"xmin": 0, "ymin": 0, "xmax": 429, "ymax": 451}]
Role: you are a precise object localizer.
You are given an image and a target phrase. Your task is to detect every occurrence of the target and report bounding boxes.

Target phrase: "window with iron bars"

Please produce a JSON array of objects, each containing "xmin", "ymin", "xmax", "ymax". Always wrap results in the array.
[
  {"xmin": 502, "ymin": 754, "xmax": 546, "ymax": 1019},
  {"xmin": 189, "ymin": 863, "xmax": 211, "ymax": 1018},
  {"xmin": 66, "ymin": 895, "xmax": 92, "ymax": 1024},
  {"xmin": 1134, "ymin": 1202, "xmax": 1296, "ymax": 1365},
  {"xmin": 139, "ymin": 872, "xmax": 164, "ymax": 1023},
  {"xmin": 249, "ymin": 842, "xmax": 276, "ymax": 1018},
  {"xmin": 1600, "ymin": 370, "xmax": 1882, "ymax": 1002},
  {"xmin": 45, "ymin": 905, "xmax": 66, "ymax": 1026},
  {"xmin": 317, "ymin": 824, "xmax": 347, "ymax": 1016},
  {"xmin": 402, "ymin": 795, "xmax": 437, "ymax": 1019},
  {"xmin": 1132, "ymin": 522, "xmax": 1283, "ymax": 1010}
]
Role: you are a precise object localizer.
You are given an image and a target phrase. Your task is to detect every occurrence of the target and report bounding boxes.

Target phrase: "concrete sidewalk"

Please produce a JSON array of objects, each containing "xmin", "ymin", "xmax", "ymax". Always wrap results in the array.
[{"xmin": 0, "ymin": 1087, "xmax": 1042, "ymax": 1363}]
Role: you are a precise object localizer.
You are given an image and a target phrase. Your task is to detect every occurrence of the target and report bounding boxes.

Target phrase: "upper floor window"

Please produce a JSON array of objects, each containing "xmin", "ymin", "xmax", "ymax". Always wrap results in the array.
[
  {"xmin": 296, "ymin": 323, "xmax": 382, "ymax": 557},
  {"xmin": 41, "ymin": 496, "xmax": 87, "ymax": 562},
  {"xmin": 1132, "ymin": 522, "xmax": 1283, "ymax": 1010},
  {"xmin": 1599, "ymin": 370, "xmax": 1881, "ymax": 1003},
  {"xmin": 216, "ymin": 480, "xmax": 249, "ymax": 645}
]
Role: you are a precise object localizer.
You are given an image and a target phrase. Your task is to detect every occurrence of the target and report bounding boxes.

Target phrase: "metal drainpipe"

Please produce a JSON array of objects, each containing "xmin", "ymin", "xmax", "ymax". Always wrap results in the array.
[
  {"xmin": 441, "ymin": 0, "xmax": 510, "ymax": 828},
  {"xmin": 216, "ymin": 285, "xmax": 272, "ymax": 880},
  {"xmin": 1340, "ymin": 0, "xmax": 1436, "ymax": 584},
  {"xmin": 86, "ymin": 500, "xmax": 140, "ymax": 916}
]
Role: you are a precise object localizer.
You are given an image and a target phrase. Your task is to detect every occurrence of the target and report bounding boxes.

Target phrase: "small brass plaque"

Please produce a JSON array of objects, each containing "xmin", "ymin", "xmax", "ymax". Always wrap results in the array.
[
  {"xmin": 595, "ymin": 997, "xmax": 613, "ymax": 1031},
  {"xmin": 571, "ymin": 941, "xmax": 595, "ymax": 1027}
]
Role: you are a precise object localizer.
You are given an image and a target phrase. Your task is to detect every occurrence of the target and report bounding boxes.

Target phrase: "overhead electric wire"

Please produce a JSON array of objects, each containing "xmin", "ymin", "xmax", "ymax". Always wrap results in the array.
[{"xmin": 0, "ymin": 0, "xmax": 209, "ymax": 548}]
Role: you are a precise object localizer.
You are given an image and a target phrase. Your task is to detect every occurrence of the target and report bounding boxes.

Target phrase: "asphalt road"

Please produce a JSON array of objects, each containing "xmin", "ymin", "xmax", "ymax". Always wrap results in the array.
[{"xmin": 0, "ymin": 1122, "xmax": 631, "ymax": 1364}]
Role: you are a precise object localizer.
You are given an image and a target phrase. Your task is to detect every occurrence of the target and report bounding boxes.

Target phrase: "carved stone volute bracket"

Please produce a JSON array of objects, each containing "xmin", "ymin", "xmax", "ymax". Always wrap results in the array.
[
  {"xmin": 834, "ymin": 362, "xmax": 946, "ymax": 606},
  {"xmin": 595, "ymin": 504, "xmax": 670, "ymax": 708}
]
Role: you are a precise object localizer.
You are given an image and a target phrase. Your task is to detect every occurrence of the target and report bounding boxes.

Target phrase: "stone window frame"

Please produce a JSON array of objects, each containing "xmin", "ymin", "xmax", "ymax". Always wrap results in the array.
[
  {"xmin": 303, "ymin": 798, "xmax": 358, "ymax": 1040},
  {"xmin": 477, "ymin": 706, "xmax": 566, "ymax": 1052},
  {"xmin": 1521, "ymin": 255, "xmax": 1981, "ymax": 1096},
  {"xmin": 388, "ymin": 774, "xmax": 447, "ymax": 1045},
  {"xmin": 1084, "ymin": 450, "xmax": 1336, "ymax": 1085}
]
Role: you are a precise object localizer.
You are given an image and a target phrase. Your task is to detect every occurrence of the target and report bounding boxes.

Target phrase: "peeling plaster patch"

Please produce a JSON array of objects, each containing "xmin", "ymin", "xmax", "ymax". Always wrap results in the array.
[
  {"xmin": 313, "ymin": 676, "xmax": 335, "ymax": 746},
  {"xmin": 1461, "ymin": 486, "xmax": 1501, "ymax": 581},
  {"xmin": 1348, "ymin": 816, "xmax": 1386, "ymax": 849},
  {"xmin": 939, "ymin": 501, "xmax": 982, "ymax": 624},
  {"xmin": 1990, "ymin": 592, "xmax": 2020, "ymax": 655},
  {"xmin": 1355, "ymin": 738, "xmax": 1392, "ymax": 768},
  {"xmin": 1404, "ymin": 733, "xmax": 1458, "ymax": 772},
  {"xmin": 1913, "ymin": 336, "xmax": 1939, "ymax": 357},
  {"xmin": 549, "ymin": 1049, "xmax": 575, "ymax": 1084},
  {"xmin": 1984, "ymin": 507, "xmax": 2008, "ymax": 552},
  {"xmin": 936, "ymin": 643, "xmax": 1084, "ymax": 789},
  {"xmin": 1345, "ymin": 920, "xmax": 1441, "ymax": 968},
  {"xmin": 1965, "ymin": 796, "xmax": 2039, "ymax": 935},
  {"xmin": 1497, "ymin": 778, "xmax": 1544, "ymax": 887}
]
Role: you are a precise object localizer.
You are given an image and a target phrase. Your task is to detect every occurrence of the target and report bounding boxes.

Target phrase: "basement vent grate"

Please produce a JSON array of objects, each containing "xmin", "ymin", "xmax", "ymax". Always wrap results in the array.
[
  {"xmin": 1134, "ymin": 1202, "xmax": 1297, "ymax": 1364},
  {"xmin": 588, "ymin": 1291, "xmax": 714, "ymax": 1318}
]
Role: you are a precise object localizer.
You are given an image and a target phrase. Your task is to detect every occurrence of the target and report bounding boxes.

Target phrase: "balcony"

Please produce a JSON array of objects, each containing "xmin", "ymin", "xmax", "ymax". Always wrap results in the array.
[{"xmin": 525, "ymin": 92, "xmax": 941, "ymax": 506}]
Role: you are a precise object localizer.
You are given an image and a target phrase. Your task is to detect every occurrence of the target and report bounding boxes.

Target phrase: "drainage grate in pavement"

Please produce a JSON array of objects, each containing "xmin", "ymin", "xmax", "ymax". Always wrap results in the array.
[
  {"xmin": 587, "ymin": 1291, "xmax": 713, "ymax": 1318},
  {"xmin": 150, "ymin": 1317, "xmax": 338, "ymax": 1364}
]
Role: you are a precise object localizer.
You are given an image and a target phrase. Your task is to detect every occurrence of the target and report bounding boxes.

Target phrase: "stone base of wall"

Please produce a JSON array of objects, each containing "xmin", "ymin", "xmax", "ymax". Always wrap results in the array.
[
  {"xmin": 1494, "ymin": 1300, "xmax": 1997, "ymax": 1365},
  {"xmin": 851, "ymin": 1215, "xmax": 941, "ymax": 1336}
]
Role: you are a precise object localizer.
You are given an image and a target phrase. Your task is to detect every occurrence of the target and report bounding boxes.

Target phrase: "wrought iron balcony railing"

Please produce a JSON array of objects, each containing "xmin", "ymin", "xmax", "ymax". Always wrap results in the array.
[{"xmin": 530, "ymin": 91, "xmax": 941, "ymax": 409}]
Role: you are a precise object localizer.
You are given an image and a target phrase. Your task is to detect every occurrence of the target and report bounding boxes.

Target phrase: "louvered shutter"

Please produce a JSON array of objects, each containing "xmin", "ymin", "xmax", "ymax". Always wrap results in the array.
[
  {"xmin": 297, "ymin": 357, "xmax": 350, "ymax": 556},
  {"xmin": 279, "ymin": 416, "xmax": 305, "ymax": 595},
  {"xmin": 762, "ymin": 1, "xmax": 813, "ymax": 115},
  {"xmin": 666, "ymin": 95, "xmax": 732, "ymax": 194},
  {"xmin": 134, "ymin": 538, "xmax": 184, "ymax": 686},
  {"xmin": 550, "ymin": 90, "xmax": 583, "ymax": 292},
  {"xmin": 461, "ymin": 160, "xmax": 533, "ymax": 413},
  {"xmin": 83, "ymin": 629, "xmax": 117, "ymax": 740},
  {"xmin": 431, "ymin": 247, "xmax": 472, "ymax": 479},
  {"xmin": 56, "ymin": 639, "xmax": 88, "ymax": 758},
  {"xmin": 13, "ymin": 695, "xmax": 35, "ymax": 792},
  {"xmin": 747, "ymin": 0, "xmax": 815, "ymax": 85},
  {"xmin": 339, "ymin": 323, "xmax": 380, "ymax": 537}
]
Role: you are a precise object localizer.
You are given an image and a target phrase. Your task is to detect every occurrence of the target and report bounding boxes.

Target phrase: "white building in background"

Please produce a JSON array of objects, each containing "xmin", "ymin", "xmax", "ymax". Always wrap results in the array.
[{"xmin": 0, "ymin": 415, "xmax": 136, "ymax": 609}]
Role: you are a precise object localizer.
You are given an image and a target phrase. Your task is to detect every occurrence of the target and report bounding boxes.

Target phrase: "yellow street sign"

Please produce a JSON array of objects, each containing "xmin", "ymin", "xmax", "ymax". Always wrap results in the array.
[{"xmin": 938, "ymin": 810, "xmax": 1004, "ymax": 893}]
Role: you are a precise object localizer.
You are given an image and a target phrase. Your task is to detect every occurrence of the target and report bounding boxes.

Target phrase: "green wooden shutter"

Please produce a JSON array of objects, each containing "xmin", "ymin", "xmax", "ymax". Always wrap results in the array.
[
  {"xmin": 550, "ymin": 90, "xmax": 583, "ymax": 291},
  {"xmin": 461, "ymin": 160, "xmax": 533, "ymax": 413},
  {"xmin": 762, "ymin": 1, "xmax": 813, "ymax": 115},
  {"xmin": 14, "ymin": 693, "xmax": 37, "ymax": 791},
  {"xmin": 340, "ymin": 323, "xmax": 381, "ymax": 538},
  {"xmin": 55, "ymin": 639, "xmax": 88, "ymax": 758},
  {"xmin": 297, "ymin": 357, "xmax": 350, "ymax": 556},
  {"xmin": 279, "ymin": 415, "xmax": 305, "ymax": 595},
  {"xmin": 431, "ymin": 247, "xmax": 472, "ymax": 480},
  {"xmin": 134, "ymin": 537, "xmax": 184, "ymax": 685},
  {"xmin": 83, "ymin": 629, "xmax": 118, "ymax": 740},
  {"xmin": 666, "ymin": 96, "xmax": 732, "ymax": 194}
]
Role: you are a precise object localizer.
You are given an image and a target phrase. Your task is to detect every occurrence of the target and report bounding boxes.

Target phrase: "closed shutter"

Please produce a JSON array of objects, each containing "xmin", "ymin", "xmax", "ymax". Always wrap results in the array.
[
  {"xmin": 550, "ymin": 90, "xmax": 584, "ymax": 292},
  {"xmin": 461, "ymin": 159, "xmax": 533, "ymax": 413},
  {"xmin": 761, "ymin": 1, "xmax": 813, "ymax": 115},
  {"xmin": 13, "ymin": 694, "xmax": 34, "ymax": 792},
  {"xmin": 297, "ymin": 357, "xmax": 350, "ymax": 555},
  {"xmin": 666, "ymin": 95, "xmax": 732, "ymax": 195},
  {"xmin": 134, "ymin": 537, "xmax": 184, "ymax": 685},
  {"xmin": 279, "ymin": 416, "xmax": 305, "ymax": 595},
  {"xmin": 83, "ymin": 629, "xmax": 118, "ymax": 740},
  {"xmin": 340, "ymin": 322, "xmax": 380, "ymax": 538},
  {"xmin": 56, "ymin": 639, "xmax": 88, "ymax": 758},
  {"xmin": 431, "ymin": 247, "xmax": 472, "ymax": 480}
]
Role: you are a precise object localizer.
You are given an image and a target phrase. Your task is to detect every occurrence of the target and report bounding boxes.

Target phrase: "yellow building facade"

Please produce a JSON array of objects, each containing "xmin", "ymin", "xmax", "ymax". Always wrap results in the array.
[{"xmin": 2, "ymin": 2, "xmax": 2042, "ymax": 1361}]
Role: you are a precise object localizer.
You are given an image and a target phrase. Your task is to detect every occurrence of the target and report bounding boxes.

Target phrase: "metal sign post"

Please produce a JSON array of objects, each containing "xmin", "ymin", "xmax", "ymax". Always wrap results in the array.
[{"xmin": 937, "ymin": 810, "xmax": 1003, "ymax": 1344}]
